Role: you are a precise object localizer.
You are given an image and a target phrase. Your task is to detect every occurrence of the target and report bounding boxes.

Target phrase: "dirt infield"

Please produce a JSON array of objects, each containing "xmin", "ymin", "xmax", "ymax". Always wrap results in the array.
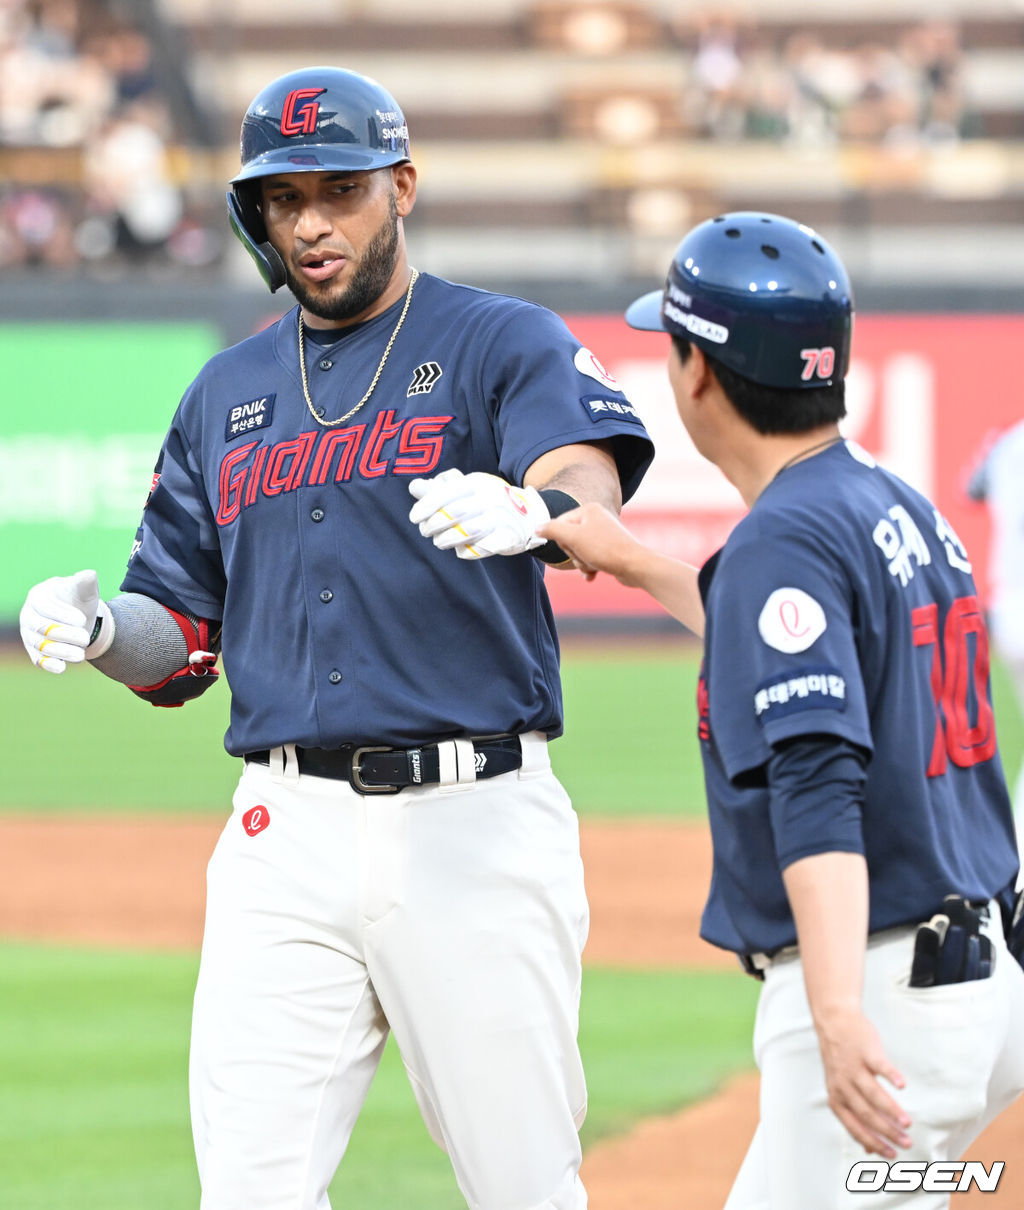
[{"xmin": 0, "ymin": 814, "xmax": 1019, "ymax": 1206}]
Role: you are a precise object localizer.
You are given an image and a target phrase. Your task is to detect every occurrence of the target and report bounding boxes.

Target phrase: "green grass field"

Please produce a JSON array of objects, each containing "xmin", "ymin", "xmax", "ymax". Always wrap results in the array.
[
  {"xmin": 0, "ymin": 640, "xmax": 708, "ymax": 817},
  {"xmin": 0, "ymin": 640, "xmax": 736, "ymax": 1208},
  {"xmin": 0, "ymin": 945, "xmax": 759, "ymax": 1210},
  {"xmin": 1, "ymin": 640, "xmax": 1021, "ymax": 1208},
  {"xmin": 4, "ymin": 638, "xmax": 1021, "ymax": 819}
]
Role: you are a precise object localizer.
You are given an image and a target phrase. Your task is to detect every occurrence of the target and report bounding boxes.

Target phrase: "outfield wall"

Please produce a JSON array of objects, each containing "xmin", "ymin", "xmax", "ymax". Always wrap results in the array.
[{"xmin": 1, "ymin": 313, "xmax": 1020, "ymax": 624}]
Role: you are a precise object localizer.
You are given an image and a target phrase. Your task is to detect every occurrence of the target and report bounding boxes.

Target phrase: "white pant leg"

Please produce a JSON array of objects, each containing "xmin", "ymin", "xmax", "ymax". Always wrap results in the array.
[
  {"xmin": 939, "ymin": 910, "xmax": 1024, "ymax": 1157},
  {"xmin": 724, "ymin": 914, "xmax": 1024, "ymax": 1210},
  {"xmin": 729, "ymin": 959, "xmax": 860, "ymax": 1210},
  {"xmin": 190, "ymin": 764, "xmax": 389, "ymax": 1210},
  {"xmin": 362, "ymin": 739, "xmax": 590, "ymax": 1210},
  {"xmin": 723, "ymin": 1124, "xmax": 769, "ymax": 1210}
]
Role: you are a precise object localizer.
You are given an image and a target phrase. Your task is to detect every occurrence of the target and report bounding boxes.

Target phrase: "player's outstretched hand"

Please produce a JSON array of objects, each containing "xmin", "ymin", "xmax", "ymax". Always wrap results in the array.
[
  {"xmin": 408, "ymin": 468, "xmax": 549, "ymax": 559},
  {"xmin": 19, "ymin": 569, "xmax": 108, "ymax": 674},
  {"xmin": 816, "ymin": 1006, "xmax": 911, "ymax": 1160},
  {"xmin": 538, "ymin": 502, "xmax": 646, "ymax": 584},
  {"xmin": 540, "ymin": 503, "xmax": 707, "ymax": 636}
]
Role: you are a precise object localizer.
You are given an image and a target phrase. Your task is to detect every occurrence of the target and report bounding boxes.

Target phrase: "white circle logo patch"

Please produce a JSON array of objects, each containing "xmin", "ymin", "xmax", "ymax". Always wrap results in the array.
[
  {"xmin": 574, "ymin": 346, "xmax": 620, "ymax": 389},
  {"xmin": 758, "ymin": 587, "xmax": 827, "ymax": 653}
]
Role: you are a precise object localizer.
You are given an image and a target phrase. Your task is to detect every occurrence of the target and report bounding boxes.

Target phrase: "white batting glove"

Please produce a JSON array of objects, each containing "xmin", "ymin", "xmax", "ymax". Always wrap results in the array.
[
  {"xmin": 19, "ymin": 569, "xmax": 114, "ymax": 674},
  {"xmin": 408, "ymin": 468, "xmax": 551, "ymax": 559}
]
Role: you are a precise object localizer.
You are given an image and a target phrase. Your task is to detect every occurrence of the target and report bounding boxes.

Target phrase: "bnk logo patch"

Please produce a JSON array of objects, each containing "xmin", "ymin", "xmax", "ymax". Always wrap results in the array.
[{"xmin": 226, "ymin": 394, "xmax": 275, "ymax": 442}]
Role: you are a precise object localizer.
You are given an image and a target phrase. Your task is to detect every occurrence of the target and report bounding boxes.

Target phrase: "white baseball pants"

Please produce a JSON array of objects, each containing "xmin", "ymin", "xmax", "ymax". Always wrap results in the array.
[
  {"xmin": 189, "ymin": 733, "xmax": 589, "ymax": 1210},
  {"xmin": 724, "ymin": 907, "xmax": 1024, "ymax": 1209}
]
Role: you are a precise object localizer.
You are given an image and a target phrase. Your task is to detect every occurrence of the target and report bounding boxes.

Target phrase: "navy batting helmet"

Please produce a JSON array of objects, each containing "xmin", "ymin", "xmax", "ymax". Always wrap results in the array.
[
  {"xmin": 227, "ymin": 66, "xmax": 411, "ymax": 292},
  {"xmin": 626, "ymin": 212, "xmax": 853, "ymax": 389}
]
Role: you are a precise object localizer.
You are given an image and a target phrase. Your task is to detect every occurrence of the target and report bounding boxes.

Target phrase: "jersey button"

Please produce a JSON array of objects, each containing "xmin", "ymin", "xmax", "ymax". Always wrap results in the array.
[
  {"xmin": 318, "ymin": 359, "xmax": 333, "ymax": 371},
  {"xmin": 310, "ymin": 508, "xmax": 325, "ymax": 522},
  {"xmin": 328, "ymin": 670, "xmax": 343, "ymax": 684},
  {"xmin": 314, "ymin": 406, "xmax": 326, "ymax": 418},
  {"xmin": 320, "ymin": 589, "xmax": 333, "ymax": 603}
]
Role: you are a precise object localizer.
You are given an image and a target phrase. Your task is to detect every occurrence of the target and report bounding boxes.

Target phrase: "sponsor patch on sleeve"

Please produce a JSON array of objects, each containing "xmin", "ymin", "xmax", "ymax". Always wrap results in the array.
[
  {"xmin": 580, "ymin": 394, "xmax": 643, "ymax": 423},
  {"xmin": 573, "ymin": 346, "xmax": 621, "ymax": 389},
  {"xmin": 754, "ymin": 666, "xmax": 847, "ymax": 723},
  {"xmin": 225, "ymin": 394, "xmax": 275, "ymax": 442},
  {"xmin": 758, "ymin": 586, "xmax": 826, "ymax": 653}
]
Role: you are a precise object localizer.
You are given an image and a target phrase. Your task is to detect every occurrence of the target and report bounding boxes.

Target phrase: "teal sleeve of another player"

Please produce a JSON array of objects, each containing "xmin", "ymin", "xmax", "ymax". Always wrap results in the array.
[{"xmin": 767, "ymin": 734, "xmax": 868, "ymax": 871}]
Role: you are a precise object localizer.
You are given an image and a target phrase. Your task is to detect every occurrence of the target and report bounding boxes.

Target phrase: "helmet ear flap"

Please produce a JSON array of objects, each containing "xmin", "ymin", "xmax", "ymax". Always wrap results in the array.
[{"xmin": 226, "ymin": 186, "xmax": 287, "ymax": 293}]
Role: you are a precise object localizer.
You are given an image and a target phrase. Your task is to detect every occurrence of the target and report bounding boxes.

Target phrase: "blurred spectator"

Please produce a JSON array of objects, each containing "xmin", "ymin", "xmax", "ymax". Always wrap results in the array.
[
  {"xmin": 781, "ymin": 33, "xmax": 855, "ymax": 145},
  {"xmin": 902, "ymin": 19, "xmax": 966, "ymax": 142},
  {"xmin": 738, "ymin": 46, "xmax": 791, "ymax": 140},
  {"xmin": 679, "ymin": 12, "xmax": 969, "ymax": 148},
  {"xmin": 79, "ymin": 97, "xmax": 184, "ymax": 265},
  {"xmin": 839, "ymin": 43, "xmax": 919, "ymax": 145},
  {"xmin": 0, "ymin": 0, "xmax": 222, "ymax": 274},
  {"xmin": 0, "ymin": 185, "xmax": 77, "ymax": 267},
  {"xmin": 84, "ymin": 21, "xmax": 159, "ymax": 107},
  {"xmin": 0, "ymin": 0, "xmax": 113, "ymax": 146},
  {"xmin": 686, "ymin": 11, "xmax": 748, "ymax": 140}
]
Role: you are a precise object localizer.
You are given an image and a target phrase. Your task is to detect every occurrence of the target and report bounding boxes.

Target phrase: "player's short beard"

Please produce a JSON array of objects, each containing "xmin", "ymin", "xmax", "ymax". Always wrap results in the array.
[{"xmin": 287, "ymin": 190, "xmax": 400, "ymax": 323}]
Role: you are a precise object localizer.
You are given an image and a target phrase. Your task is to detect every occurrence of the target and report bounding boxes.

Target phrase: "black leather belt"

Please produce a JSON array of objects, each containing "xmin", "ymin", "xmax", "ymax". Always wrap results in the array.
[
  {"xmin": 738, "ymin": 902, "xmax": 995, "ymax": 981},
  {"xmin": 738, "ymin": 951, "xmax": 776, "ymax": 981},
  {"xmin": 244, "ymin": 735, "xmax": 523, "ymax": 795}
]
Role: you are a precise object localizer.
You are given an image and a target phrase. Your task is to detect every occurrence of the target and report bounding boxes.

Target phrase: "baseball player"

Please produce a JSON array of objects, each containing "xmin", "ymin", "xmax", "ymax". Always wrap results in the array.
[
  {"xmin": 18, "ymin": 67, "xmax": 654, "ymax": 1210},
  {"xmin": 541, "ymin": 212, "xmax": 1024, "ymax": 1208},
  {"xmin": 968, "ymin": 420, "xmax": 1024, "ymax": 872}
]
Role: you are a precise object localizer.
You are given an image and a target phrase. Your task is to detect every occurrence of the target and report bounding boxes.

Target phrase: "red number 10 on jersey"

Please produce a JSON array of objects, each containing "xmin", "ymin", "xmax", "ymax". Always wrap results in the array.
[{"xmin": 912, "ymin": 595, "xmax": 997, "ymax": 775}]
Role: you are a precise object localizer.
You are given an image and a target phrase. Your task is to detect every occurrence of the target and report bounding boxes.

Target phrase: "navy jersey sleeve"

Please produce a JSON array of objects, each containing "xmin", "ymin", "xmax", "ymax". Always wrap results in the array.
[
  {"xmin": 767, "ymin": 735, "xmax": 869, "ymax": 869},
  {"xmin": 707, "ymin": 528, "xmax": 873, "ymax": 782},
  {"xmin": 480, "ymin": 304, "xmax": 654, "ymax": 500},
  {"xmin": 120, "ymin": 394, "xmax": 227, "ymax": 620}
]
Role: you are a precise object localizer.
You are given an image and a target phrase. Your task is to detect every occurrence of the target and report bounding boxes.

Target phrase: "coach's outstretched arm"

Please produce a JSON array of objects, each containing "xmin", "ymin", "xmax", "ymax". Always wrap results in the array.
[
  {"xmin": 20, "ymin": 570, "xmax": 219, "ymax": 706},
  {"xmin": 539, "ymin": 501, "xmax": 705, "ymax": 638},
  {"xmin": 408, "ymin": 440, "xmax": 625, "ymax": 568}
]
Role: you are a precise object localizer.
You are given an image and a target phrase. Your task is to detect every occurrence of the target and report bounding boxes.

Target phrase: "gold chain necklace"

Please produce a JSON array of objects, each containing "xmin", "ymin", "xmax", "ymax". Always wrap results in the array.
[{"xmin": 297, "ymin": 267, "xmax": 419, "ymax": 428}]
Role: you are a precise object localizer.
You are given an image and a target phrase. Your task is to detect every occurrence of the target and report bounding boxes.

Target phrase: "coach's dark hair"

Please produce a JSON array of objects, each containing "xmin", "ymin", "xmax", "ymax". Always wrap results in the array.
[{"xmin": 671, "ymin": 335, "xmax": 846, "ymax": 435}]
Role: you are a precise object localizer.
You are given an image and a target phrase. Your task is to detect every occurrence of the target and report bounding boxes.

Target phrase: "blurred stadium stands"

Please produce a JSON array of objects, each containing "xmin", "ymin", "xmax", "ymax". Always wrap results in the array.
[{"xmin": 1, "ymin": 0, "xmax": 1023, "ymax": 316}]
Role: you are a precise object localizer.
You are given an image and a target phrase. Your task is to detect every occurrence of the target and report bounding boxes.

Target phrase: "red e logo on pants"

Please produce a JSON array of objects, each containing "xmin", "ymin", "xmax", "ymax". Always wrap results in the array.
[{"xmin": 242, "ymin": 806, "xmax": 270, "ymax": 836}]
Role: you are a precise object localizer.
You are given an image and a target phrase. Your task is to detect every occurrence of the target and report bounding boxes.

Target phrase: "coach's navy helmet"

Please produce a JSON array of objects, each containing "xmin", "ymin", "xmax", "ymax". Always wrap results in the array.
[
  {"xmin": 626, "ymin": 212, "xmax": 853, "ymax": 389},
  {"xmin": 227, "ymin": 67, "xmax": 411, "ymax": 291}
]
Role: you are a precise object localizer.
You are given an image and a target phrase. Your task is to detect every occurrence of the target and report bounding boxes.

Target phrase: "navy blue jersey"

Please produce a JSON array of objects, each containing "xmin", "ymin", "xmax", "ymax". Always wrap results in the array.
[
  {"xmin": 121, "ymin": 273, "xmax": 653, "ymax": 754},
  {"xmin": 698, "ymin": 440, "xmax": 1018, "ymax": 955}
]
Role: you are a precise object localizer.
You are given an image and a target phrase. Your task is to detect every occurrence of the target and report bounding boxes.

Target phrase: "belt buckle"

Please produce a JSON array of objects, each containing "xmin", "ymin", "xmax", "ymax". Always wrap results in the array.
[{"xmin": 349, "ymin": 745, "xmax": 402, "ymax": 795}]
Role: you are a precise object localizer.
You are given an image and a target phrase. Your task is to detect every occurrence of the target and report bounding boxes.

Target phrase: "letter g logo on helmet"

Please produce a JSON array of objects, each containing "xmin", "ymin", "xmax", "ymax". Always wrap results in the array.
[{"xmin": 280, "ymin": 88, "xmax": 325, "ymax": 137}]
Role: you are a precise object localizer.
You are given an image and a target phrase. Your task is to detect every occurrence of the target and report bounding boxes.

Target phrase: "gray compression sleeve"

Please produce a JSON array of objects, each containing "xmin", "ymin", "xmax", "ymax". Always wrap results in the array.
[{"xmin": 90, "ymin": 594, "xmax": 191, "ymax": 686}]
